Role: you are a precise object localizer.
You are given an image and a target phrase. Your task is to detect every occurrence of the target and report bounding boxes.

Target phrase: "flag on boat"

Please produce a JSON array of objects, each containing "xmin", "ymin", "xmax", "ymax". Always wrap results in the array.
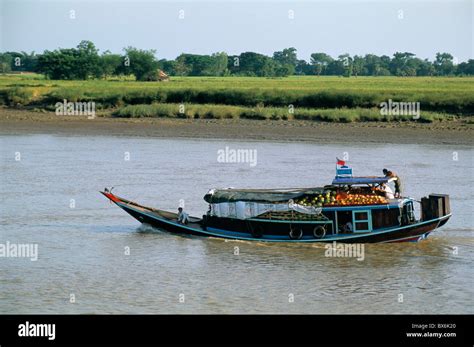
[{"xmin": 336, "ymin": 158, "xmax": 345, "ymax": 166}]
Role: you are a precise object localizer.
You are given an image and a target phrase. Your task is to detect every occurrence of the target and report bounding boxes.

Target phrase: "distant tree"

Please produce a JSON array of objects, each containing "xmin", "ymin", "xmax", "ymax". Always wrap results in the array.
[
  {"xmin": 180, "ymin": 52, "xmax": 228, "ymax": 76},
  {"xmin": 227, "ymin": 55, "xmax": 240, "ymax": 75},
  {"xmin": 415, "ymin": 58, "xmax": 435, "ymax": 76},
  {"xmin": 295, "ymin": 59, "xmax": 314, "ymax": 75},
  {"xmin": 7, "ymin": 40, "xmax": 474, "ymax": 79},
  {"xmin": 404, "ymin": 56, "xmax": 422, "ymax": 76},
  {"xmin": 377, "ymin": 55, "xmax": 392, "ymax": 75},
  {"xmin": 37, "ymin": 48, "xmax": 77, "ymax": 79},
  {"xmin": 376, "ymin": 67, "xmax": 391, "ymax": 76},
  {"xmin": 456, "ymin": 59, "xmax": 474, "ymax": 75},
  {"xmin": 180, "ymin": 54, "xmax": 213, "ymax": 76},
  {"xmin": 6, "ymin": 51, "xmax": 37, "ymax": 72},
  {"xmin": 310, "ymin": 53, "xmax": 333, "ymax": 75},
  {"xmin": 100, "ymin": 51, "xmax": 122, "ymax": 78},
  {"xmin": 209, "ymin": 52, "xmax": 228, "ymax": 76},
  {"xmin": 74, "ymin": 41, "xmax": 101, "ymax": 79},
  {"xmin": 158, "ymin": 59, "xmax": 177, "ymax": 75},
  {"xmin": 273, "ymin": 48, "xmax": 297, "ymax": 66},
  {"xmin": 273, "ymin": 47, "xmax": 297, "ymax": 75},
  {"xmin": 170, "ymin": 53, "xmax": 226, "ymax": 76},
  {"xmin": 352, "ymin": 55, "xmax": 366, "ymax": 76},
  {"xmin": 173, "ymin": 54, "xmax": 192, "ymax": 76},
  {"xmin": 274, "ymin": 64, "xmax": 294, "ymax": 77},
  {"xmin": 0, "ymin": 53, "xmax": 13, "ymax": 73},
  {"xmin": 362, "ymin": 54, "xmax": 381, "ymax": 75},
  {"xmin": 390, "ymin": 52, "xmax": 416, "ymax": 76},
  {"xmin": 323, "ymin": 55, "xmax": 351, "ymax": 76},
  {"xmin": 236, "ymin": 52, "xmax": 276, "ymax": 77},
  {"xmin": 434, "ymin": 52, "xmax": 455, "ymax": 76},
  {"xmin": 37, "ymin": 41, "xmax": 100, "ymax": 79},
  {"xmin": 119, "ymin": 47, "xmax": 159, "ymax": 81},
  {"xmin": 258, "ymin": 58, "xmax": 277, "ymax": 77},
  {"xmin": 338, "ymin": 54, "xmax": 353, "ymax": 77}
]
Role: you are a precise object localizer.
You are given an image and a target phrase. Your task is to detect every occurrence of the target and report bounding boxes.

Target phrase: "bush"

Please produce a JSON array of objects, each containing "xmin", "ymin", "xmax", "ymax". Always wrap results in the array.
[
  {"xmin": 6, "ymin": 87, "xmax": 34, "ymax": 106},
  {"xmin": 46, "ymin": 89, "xmax": 85, "ymax": 103},
  {"xmin": 111, "ymin": 103, "xmax": 452, "ymax": 124}
]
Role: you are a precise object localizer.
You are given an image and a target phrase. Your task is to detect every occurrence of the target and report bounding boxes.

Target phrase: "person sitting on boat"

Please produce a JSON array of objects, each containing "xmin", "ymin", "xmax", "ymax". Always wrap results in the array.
[
  {"xmin": 380, "ymin": 183, "xmax": 395, "ymax": 199},
  {"xmin": 383, "ymin": 168, "xmax": 403, "ymax": 198},
  {"xmin": 177, "ymin": 207, "xmax": 189, "ymax": 224},
  {"xmin": 341, "ymin": 221, "xmax": 353, "ymax": 233}
]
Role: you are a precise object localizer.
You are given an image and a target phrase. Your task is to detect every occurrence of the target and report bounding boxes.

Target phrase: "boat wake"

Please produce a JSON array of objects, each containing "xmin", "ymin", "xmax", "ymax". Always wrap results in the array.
[{"xmin": 136, "ymin": 223, "xmax": 165, "ymax": 234}]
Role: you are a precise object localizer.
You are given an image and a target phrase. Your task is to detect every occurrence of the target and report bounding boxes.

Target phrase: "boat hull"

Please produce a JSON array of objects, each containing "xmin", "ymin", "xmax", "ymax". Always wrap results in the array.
[{"xmin": 102, "ymin": 192, "xmax": 451, "ymax": 243}]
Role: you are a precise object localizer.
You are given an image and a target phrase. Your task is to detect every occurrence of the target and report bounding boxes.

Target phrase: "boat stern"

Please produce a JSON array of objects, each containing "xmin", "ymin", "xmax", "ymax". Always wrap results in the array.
[{"xmin": 420, "ymin": 194, "xmax": 451, "ymax": 223}]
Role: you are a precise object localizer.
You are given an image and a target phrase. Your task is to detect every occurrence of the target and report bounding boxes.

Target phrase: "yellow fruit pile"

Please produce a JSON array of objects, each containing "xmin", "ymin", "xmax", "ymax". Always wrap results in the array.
[
  {"xmin": 295, "ymin": 191, "xmax": 388, "ymax": 207},
  {"xmin": 325, "ymin": 193, "xmax": 387, "ymax": 206}
]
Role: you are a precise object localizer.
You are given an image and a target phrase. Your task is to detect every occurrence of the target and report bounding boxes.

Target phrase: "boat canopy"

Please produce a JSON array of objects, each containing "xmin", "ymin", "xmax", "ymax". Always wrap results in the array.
[
  {"xmin": 332, "ymin": 176, "xmax": 396, "ymax": 185},
  {"xmin": 203, "ymin": 187, "xmax": 326, "ymax": 203}
]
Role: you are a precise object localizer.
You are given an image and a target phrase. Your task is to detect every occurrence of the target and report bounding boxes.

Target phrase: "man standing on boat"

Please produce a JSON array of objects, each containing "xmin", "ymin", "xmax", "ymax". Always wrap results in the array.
[{"xmin": 383, "ymin": 168, "xmax": 402, "ymax": 198}]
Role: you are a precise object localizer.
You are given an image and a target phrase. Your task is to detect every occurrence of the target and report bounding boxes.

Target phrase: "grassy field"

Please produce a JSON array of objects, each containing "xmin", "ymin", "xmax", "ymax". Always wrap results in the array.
[{"xmin": 0, "ymin": 74, "xmax": 473, "ymax": 122}]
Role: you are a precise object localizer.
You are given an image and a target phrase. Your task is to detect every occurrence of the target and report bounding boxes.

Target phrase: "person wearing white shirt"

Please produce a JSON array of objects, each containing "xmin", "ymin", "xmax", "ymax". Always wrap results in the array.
[
  {"xmin": 177, "ymin": 207, "xmax": 189, "ymax": 224},
  {"xmin": 381, "ymin": 184, "xmax": 395, "ymax": 199}
]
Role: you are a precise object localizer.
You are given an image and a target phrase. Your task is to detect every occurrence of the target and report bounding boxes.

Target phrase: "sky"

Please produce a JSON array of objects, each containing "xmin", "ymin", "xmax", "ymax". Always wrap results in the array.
[{"xmin": 1, "ymin": 0, "xmax": 472, "ymax": 62}]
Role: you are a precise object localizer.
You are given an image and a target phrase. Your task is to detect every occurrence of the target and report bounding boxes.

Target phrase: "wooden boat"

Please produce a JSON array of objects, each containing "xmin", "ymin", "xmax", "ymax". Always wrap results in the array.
[{"xmin": 101, "ymin": 165, "xmax": 451, "ymax": 243}]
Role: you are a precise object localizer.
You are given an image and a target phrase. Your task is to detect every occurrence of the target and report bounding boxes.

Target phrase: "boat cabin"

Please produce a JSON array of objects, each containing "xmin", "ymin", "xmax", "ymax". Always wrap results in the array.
[
  {"xmin": 327, "ymin": 171, "xmax": 410, "ymax": 234},
  {"xmin": 202, "ymin": 166, "xmax": 420, "ymax": 240}
]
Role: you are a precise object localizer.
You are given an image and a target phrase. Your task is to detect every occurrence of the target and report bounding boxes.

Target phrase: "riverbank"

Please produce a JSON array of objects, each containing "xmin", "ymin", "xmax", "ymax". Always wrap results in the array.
[
  {"xmin": 2, "ymin": 75, "xmax": 473, "ymax": 116},
  {"xmin": 0, "ymin": 109, "xmax": 472, "ymax": 145}
]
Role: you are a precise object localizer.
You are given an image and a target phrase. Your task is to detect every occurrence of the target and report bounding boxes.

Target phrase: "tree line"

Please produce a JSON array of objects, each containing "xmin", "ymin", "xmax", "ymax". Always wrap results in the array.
[{"xmin": 1, "ymin": 40, "xmax": 473, "ymax": 80}]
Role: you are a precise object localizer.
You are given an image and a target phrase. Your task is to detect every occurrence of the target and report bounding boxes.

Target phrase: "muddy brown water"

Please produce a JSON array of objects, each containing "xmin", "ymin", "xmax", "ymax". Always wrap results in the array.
[{"xmin": 0, "ymin": 134, "xmax": 472, "ymax": 313}]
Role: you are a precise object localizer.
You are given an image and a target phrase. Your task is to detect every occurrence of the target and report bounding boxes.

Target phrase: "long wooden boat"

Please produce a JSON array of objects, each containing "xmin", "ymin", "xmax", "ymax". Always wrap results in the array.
[{"xmin": 101, "ymin": 165, "xmax": 451, "ymax": 243}]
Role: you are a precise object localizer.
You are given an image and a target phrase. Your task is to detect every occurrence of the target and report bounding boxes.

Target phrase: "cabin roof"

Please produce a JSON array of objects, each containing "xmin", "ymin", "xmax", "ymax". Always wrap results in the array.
[{"xmin": 332, "ymin": 176, "xmax": 395, "ymax": 185}]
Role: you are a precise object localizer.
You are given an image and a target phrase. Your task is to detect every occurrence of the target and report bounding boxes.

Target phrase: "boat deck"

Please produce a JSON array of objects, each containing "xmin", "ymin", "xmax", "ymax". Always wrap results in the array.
[{"xmin": 116, "ymin": 197, "xmax": 204, "ymax": 229}]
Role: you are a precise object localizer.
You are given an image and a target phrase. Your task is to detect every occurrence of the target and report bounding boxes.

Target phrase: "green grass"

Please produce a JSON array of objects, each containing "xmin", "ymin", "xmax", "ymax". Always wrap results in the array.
[
  {"xmin": 0, "ymin": 74, "xmax": 473, "ymax": 120},
  {"xmin": 113, "ymin": 103, "xmax": 447, "ymax": 123}
]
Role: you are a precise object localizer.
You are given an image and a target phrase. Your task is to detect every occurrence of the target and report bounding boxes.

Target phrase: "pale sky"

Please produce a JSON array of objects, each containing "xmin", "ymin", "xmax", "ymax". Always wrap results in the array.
[{"xmin": 1, "ymin": 0, "xmax": 472, "ymax": 62}]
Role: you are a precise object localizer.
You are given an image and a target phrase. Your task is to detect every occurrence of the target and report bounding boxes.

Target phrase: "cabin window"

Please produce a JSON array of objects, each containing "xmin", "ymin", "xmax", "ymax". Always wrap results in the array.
[
  {"xmin": 354, "ymin": 212, "xmax": 368, "ymax": 220},
  {"xmin": 352, "ymin": 210, "xmax": 372, "ymax": 232},
  {"xmin": 355, "ymin": 222, "xmax": 369, "ymax": 230}
]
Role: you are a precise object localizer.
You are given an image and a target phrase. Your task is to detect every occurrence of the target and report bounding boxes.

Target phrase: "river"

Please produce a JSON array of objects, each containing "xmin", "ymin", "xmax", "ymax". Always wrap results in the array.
[{"xmin": 0, "ymin": 134, "xmax": 472, "ymax": 313}]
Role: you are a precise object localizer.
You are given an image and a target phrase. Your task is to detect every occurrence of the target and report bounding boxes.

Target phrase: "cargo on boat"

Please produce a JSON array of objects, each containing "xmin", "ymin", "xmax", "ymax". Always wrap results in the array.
[{"xmin": 101, "ymin": 164, "xmax": 451, "ymax": 243}]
